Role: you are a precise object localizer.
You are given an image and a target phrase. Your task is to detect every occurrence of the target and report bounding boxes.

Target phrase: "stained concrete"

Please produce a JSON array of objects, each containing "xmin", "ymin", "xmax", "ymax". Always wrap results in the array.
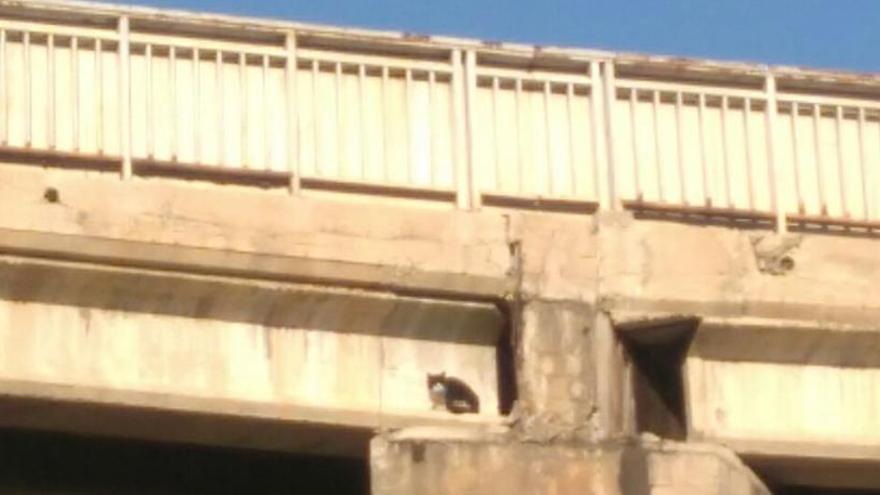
[
  {"xmin": 371, "ymin": 428, "xmax": 771, "ymax": 495},
  {"xmin": 3, "ymin": 162, "xmax": 880, "ymax": 490}
]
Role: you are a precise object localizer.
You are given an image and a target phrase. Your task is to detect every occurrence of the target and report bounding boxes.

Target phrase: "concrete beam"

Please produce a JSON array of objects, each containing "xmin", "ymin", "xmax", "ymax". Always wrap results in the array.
[
  {"xmin": 0, "ymin": 254, "xmax": 503, "ymax": 344},
  {"xmin": 0, "ymin": 254, "xmax": 507, "ymax": 454}
]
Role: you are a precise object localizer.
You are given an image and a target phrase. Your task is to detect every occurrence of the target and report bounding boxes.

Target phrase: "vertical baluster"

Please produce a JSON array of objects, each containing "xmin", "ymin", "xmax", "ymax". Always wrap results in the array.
[
  {"xmin": 404, "ymin": 68, "xmax": 414, "ymax": 184},
  {"xmin": 464, "ymin": 51, "xmax": 479, "ymax": 208},
  {"xmin": 193, "ymin": 48, "xmax": 200, "ymax": 164},
  {"xmin": 24, "ymin": 31, "xmax": 31, "ymax": 148},
  {"xmin": 216, "ymin": 50, "xmax": 224, "ymax": 166},
  {"xmin": 169, "ymin": 46, "xmax": 176, "ymax": 161},
  {"xmin": 451, "ymin": 49, "xmax": 469, "ymax": 208},
  {"xmin": 311, "ymin": 59, "xmax": 321, "ymax": 175},
  {"xmin": 765, "ymin": 75, "xmax": 784, "ymax": 234},
  {"xmin": 589, "ymin": 61, "xmax": 602, "ymax": 202},
  {"xmin": 335, "ymin": 61, "xmax": 343, "ymax": 177},
  {"xmin": 0, "ymin": 29, "xmax": 5, "ymax": 146},
  {"xmin": 47, "ymin": 34, "xmax": 55, "ymax": 149},
  {"xmin": 544, "ymin": 80, "xmax": 554, "ymax": 196},
  {"xmin": 602, "ymin": 61, "xmax": 618, "ymax": 209},
  {"xmin": 858, "ymin": 107, "xmax": 870, "ymax": 219},
  {"xmin": 790, "ymin": 102, "xmax": 803, "ymax": 213},
  {"xmin": 262, "ymin": 54, "xmax": 270, "ymax": 170},
  {"xmin": 629, "ymin": 88, "xmax": 641, "ymax": 200},
  {"xmin": 427, "ymin": 70, "xmax": 436, "ymax": 187},
  {"xmin": 145, "ymin": 43, "xmax": 152, "ymax": 159},
  {"xmin": 380, "ymin": 64, "xmax": 389, "ymax": 182},
  {"xmin": 515, "ymin": 77, "xmax": 524, "ymax": 195},
  {"xmin": 491, "ymin": 76, "xmax": 501, "ymax": 192},
  {"xmin": 674, "ymin": 91, "xmax": 687, "ymax": 204},
  {"xmin": 652, "ymin": 90, "xmax": 664, "ymax": 202},
  {"xmin": 566, "ymin": 82, "xmax": 576, "ymax": 198},
  {"xmin": 119, "ymin": 17, "xmax": 131, "ymax": 178},
  {"xmin": 96, "ymin": 38, "xmax": 103, "ymax": 155},
  {"xmin": 743, "ymin": 98, "xmax": 755, "ymax": 210},
  {"xmin": 720, "ymin": 96, "xmax": 732, "ymax": 208},
  {"xmin": 240, "ymin": 52, "xmax": 248, "ymax": 168},
  {"xmin": 835, "ymin": 106, "xmax": 848, "ymax": 217},
  {"xmin": 813, "ymin": 104, "xmax": 827, "ymax": 215},
  {"xmin": 698, "ymin": 93, "xmax": 711, "ymax": 206},
  {"xmin": 72, "ymin": 36, "xmax": 79, "ymax": 152},
  {"xmin": 285, "ymin": 33, "xmax": 298, "ymax": 193},
  {"xmin": 357, "ymin": 64, "xmax": 367, "ymax": 180}
]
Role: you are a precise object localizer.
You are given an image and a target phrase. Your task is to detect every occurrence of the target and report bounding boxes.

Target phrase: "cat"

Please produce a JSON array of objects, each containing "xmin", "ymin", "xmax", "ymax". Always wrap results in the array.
[{"xmin": 427, "ymin": 372, "xmax": 480, "ymax": 414}]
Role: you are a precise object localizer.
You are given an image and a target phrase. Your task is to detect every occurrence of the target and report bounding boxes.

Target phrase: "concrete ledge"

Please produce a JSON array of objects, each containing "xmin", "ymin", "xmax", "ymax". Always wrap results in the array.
[
  {"xmin": 0, "ymin": 253, "xmax": 503, "ymax": 344},
  {"xmin": 692, "ymin": 317, "xmax": 880, "ymax": 367},
  {"xmin": 0, "ymin": 227, "xmax": 513, "ymax": 301},
  {"xmin": 0, "ymin": 379, "xmax": 507, "ymax": 458}
]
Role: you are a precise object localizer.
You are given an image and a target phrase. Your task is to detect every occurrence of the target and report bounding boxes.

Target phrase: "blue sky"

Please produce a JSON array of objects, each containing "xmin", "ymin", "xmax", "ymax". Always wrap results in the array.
[{"xmin": 106, "ymin": 0, "xmax": 880, "ymax": 73}]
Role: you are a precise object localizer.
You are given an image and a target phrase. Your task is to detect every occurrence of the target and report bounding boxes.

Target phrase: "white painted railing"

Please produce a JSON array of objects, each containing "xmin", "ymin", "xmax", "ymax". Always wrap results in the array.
[{"xmin": 1, "ymin": 7, "xmax": 879, "ymax": 232}]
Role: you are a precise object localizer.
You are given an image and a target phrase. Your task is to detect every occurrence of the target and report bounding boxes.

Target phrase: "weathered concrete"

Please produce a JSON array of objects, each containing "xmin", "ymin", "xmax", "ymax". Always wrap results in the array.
[
  {"xmin": 371, "ymin": 428, "xmax": 770, "ymax": 495},
  {"xmin": 598, "ymin": 212, "xmax": 880, "ymax": 326},
  {"xmin": 0, "ymin": 252, "xmax": 505, "ymax": 455},
  {"xmin": 0, "ymin": 163, "xmax": 514, "ymax": 298},
  {"xmin": 1, "ymin": 1, "xmax": 880, "ymax": 492},
  {"xmin": 4, "ymin": 158, "xmax": 880, "ymax": 490}
]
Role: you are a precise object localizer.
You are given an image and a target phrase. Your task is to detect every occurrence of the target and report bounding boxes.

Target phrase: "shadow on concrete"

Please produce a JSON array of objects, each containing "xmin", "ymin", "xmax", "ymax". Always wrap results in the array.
[
  {"xmin": 0, "ymin": 257, "xmax": 503, "ymax": 346},
  {"xmin": 0, "ymin": 427, "xmax": 369, "ymax": 494}
]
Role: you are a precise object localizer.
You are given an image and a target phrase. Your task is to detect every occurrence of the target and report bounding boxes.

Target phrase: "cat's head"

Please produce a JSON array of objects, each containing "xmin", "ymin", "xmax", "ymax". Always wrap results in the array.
[{"xmin": 426, "ymin": 372, "xmax": 446, "ymax": 387}]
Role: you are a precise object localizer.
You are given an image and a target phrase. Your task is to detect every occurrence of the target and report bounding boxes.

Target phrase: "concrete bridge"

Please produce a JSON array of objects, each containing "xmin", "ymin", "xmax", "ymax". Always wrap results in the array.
[{"xmin": 1, "ymin": 1, "xmax": 879, "ymax": 493}]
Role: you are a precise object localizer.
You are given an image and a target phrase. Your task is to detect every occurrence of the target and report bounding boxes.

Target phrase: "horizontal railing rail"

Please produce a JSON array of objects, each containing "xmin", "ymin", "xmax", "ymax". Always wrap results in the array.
[{"xmin": 0, "ymin": 6, "xmax": 878, "ymax": 232}]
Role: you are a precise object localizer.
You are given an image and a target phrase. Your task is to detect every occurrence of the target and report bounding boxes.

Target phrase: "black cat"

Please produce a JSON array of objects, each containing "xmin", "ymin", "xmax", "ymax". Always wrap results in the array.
[{"xmin": 427, "ymin": 372, "xmax": 480, "ymax": 414}]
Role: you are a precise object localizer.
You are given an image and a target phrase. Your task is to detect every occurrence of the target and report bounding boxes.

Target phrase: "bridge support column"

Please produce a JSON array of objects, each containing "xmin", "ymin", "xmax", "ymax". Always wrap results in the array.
[{"xmin": 370, "ymin": 428, "xmax": 770, "ymax": 495}]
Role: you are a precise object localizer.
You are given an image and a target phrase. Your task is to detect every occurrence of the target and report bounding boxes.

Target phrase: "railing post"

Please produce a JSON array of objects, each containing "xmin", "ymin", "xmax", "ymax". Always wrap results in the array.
[
  {"xmin": 118, "ymin": 16, "xmax": 132, "ymax": 179},
  {"xmin": 765, "ymin": 72, "xmax": 787, "ymax": 234},
  {"xmin": 451, "ymin": 49, "xmax": 470, "ymax": 209},
  {"xmin": 601, "ymin": 60, "xmax": 619, "ymax": 210},
  {"xmin": 463, "ymin": 50, "xmax": 480, "ymax": 209},
  {"xmin": 286, "ymin": 31, "xmax": 300, "ymax": 194},
  {"xmin": 589, "ymin": 60, "xmax": 603, "ymax": 207}
]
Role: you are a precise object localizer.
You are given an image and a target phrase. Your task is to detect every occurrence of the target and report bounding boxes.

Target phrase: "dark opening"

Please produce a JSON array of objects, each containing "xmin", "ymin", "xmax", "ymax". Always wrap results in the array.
[
  {"xmin": 496, "ymin": 301, "xmax": 518, "ymax": 415},
  {"xmin": 769, "ymin": 485, "xmax": 880, "ymax": 495},
  {"xmin": 0, "ymin": 428, "xmax": 369, "ymax": 494},
  {"xmin": 621, "ymin": 319, "xmax": 697, "ymax": 441},
  {"xmin": 750, "ymin": 455, "xmax": 880, "ymax": 494}
]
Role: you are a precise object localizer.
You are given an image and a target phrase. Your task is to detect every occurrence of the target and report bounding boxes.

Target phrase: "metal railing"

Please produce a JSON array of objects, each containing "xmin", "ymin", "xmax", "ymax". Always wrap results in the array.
[{"xmin": 0, "ymin": 7, "xmax": 879, "ymax": 232}]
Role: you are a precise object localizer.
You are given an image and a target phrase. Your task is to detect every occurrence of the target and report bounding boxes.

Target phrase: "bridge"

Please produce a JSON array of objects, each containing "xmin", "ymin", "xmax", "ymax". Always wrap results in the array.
[{"xmin": 0, "ymin": 1, "xmax": 879, "ymax": 493}]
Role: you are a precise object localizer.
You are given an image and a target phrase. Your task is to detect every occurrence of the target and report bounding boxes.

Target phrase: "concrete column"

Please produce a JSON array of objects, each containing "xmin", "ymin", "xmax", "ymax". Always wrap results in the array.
[{"xmin": 371, "ymin": 428, "xmax": 771, "ymax": 495}]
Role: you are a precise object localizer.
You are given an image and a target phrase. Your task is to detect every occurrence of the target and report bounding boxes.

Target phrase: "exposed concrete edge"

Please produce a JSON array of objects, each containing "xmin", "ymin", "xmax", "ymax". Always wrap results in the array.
[
  {"xmin": 0, "ymin": 253, "xmax": 504, "ymax": 344},
  {"xmin": 373, "ymin": 428, "xmax": 771, "ymax": 493},
  {"xmin": 384, "ymin": 425, "xmax": 512, "ymax": 443},
  {"xmin": 692, "ymin": 317, "xmax": 880, "ymax": 367},
  {"xmin": 0, "ymin": 379, "xmax": 507, "ymax": 443},
  {"xmin": 611, "ymin": 311, "xmax": 880, "ymax": 367},
  {"xmin": 602, "ymin": 297, "xmax": 880, "ymax": 330},
  {"xmin": 0, "ymin": 227, "xmax": 514, "ymax": 301},
  {"xmin": 637, "ymin": 435, "xmax": 772, "ymax": 491},
  {"xmin": 701, "ymin": 435, "xmax": 880, "ymax": 464}
]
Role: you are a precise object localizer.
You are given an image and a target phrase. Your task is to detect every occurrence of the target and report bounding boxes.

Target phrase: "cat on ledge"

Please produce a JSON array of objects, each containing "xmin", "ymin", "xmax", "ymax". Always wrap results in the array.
[{"xmin": 427, "ymin": 372, "xmax": 480, "ymax": 414}]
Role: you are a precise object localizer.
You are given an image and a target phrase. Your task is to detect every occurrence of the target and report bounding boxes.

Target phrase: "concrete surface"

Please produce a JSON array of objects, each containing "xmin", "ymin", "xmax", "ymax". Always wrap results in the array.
[{"xmin": 371, "ymin": 428, "xmax": 771, "ymax": 495}]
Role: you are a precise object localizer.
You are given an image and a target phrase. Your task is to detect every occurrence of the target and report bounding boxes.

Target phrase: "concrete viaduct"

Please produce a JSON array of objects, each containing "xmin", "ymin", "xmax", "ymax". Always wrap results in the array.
[{"xmin": 0, "ymin": 1, "xmax": 879, "ymax": 493}]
